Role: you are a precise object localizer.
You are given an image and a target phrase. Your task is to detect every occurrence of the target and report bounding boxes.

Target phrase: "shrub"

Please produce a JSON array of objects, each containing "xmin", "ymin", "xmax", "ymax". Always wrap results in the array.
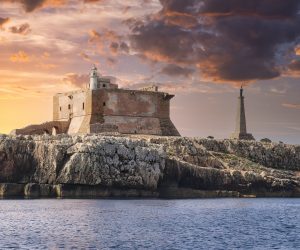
[{"xmin": 260, "ymin": 138, "xmax": 272, "ymax": 143}]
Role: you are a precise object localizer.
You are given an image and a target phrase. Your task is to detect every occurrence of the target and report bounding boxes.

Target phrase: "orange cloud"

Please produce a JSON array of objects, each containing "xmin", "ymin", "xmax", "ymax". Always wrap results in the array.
[
  {"xmin": 163, "ymin": 11, "xmax": 198, "ymax": 28},
  {"xmin": 10, "ymin": 51, "xmax": 30, "ymax": 63},
  {"xmin": 2, "ymin": 0, "xmax": 67, "ymax": 12},
  {"xmin": 282, "ymin": 103, "xmax": 300, "ymax": 110},
  {"xmin": 0, "ymin": 17, "xmax": 10, "ymax": 29},
  {"xmin": 295, "ymin": 46, "xmax": 300, "ymax": 56},
  {"xmin": 63, "ymin": 73, "xmax": 89, "ymax": 88},
  {"xmin": 36, "ymin": 63, "xmax": 58, "ymax": 69}
]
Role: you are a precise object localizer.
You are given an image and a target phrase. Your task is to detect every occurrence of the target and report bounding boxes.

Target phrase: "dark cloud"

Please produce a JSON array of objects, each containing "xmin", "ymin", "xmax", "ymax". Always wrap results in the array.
[
  {"xmin": 120, "ymin": 42, "xmax": 130, "ymax": 53},
  {"xmin": 288, "ymin": 60, "xmax": 300, "ymax": 73},
  {"xmin": 128, "ymin": 0, "xmax": 300, "ymax": 83},
  {"xmin": 160, "ymin": 64, "xmax": 195, "ymax": 78},
  {"xmin": 199, "ymin": 0, "xmax": 299, "ymax": 18},
  {"xmin": 9, "ymin": 23, "xmax": 31, "ymax": 35},
  {"xmin": 109, "ymin": 42, "xmax": 119, "ymax": 54},
  {"xmin": 1, "ymin": 0, "xmax": 64, "ymax": 12},
  {"xmin": 3, "ymin": 0, "xmax": 102, "ymax": 12},
  {"xmin": 89, "ymin": 29, "xmax": 129, "ymax": 56}
]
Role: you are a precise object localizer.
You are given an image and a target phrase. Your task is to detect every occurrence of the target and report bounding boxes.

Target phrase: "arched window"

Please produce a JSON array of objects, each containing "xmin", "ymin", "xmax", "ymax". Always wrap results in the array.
[{"xmin": 82, "ymin": 102, "xmax": 85, "ymax": 110}]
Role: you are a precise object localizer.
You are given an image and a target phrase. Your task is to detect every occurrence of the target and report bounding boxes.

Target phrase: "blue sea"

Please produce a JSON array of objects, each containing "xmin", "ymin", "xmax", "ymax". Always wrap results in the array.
[{"xmin": 0, "ymin": 199, "xmax": 299, "ymax": 249}]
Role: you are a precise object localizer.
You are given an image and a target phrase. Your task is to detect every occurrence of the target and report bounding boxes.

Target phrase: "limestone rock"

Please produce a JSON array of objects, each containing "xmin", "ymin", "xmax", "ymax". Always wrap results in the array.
[{"xmin": 0, "ymin": 134, "xmax": 299, "ymax": 198}]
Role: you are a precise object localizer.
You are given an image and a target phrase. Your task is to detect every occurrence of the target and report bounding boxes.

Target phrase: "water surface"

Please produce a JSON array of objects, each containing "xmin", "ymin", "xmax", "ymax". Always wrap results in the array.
[{"xmin": 0, "ymin": 199, "xmax": 299, "ymax": 249}]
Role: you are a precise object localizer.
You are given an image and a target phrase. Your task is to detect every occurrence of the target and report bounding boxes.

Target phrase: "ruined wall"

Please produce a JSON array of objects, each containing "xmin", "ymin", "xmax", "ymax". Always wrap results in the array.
[{"xmin": 11, "ymin": 121, "xmax": 70, "ymax": 135}]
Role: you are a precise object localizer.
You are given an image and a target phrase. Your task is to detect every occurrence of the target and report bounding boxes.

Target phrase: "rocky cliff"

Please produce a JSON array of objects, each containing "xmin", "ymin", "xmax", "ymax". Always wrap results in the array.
[{"xmin": 0, "ymin": 134, "xmax": 299, "ymax": 198}]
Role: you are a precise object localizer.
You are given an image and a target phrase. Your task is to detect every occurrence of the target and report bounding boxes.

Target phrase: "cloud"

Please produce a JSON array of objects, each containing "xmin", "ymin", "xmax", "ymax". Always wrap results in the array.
[
  {"xmin": 160, "ymin": 64, "xmax": 195, "ymax": 78},
  {"xmin": 295, "ymin": 46, "xmax": 300, "ymax": 56},
  {"xmin": 63, "ymin": 73, "xmax": 89, "ymax": 88},
  {"xmin": 84, "ymin": 0, "xmax": 103, "ymax": 2},
  {"xmin": 9, "ymin": 23, "xmax": 31, "ymax": 35},
  {"xmin": 0, "ymin": 17, "xmax": 10, "ymax": 28},
  {"xmin": 10, "ymin": 51, "xmax": 30, "ymax": 62},
  {"xmin": 2, "ymin": 0, "xmax": 66, "ymax": 12},
  {"xmin": 282, "ymin": 103, "xmax": 300, "ymax": 110},
  {"xmin": 89, "ymin": 29, "xmax": 129, "ymax": 56},
  {"xmin": 288, "ymin": 60, "xmax": 300, "ymax": 72},
  {"xmin": 128, "ymin": 0, "xmax": 300, "ymax": 83},
  {"xmin": 2, "ymin": 0, "xmax": 102, "ymax": 12}
]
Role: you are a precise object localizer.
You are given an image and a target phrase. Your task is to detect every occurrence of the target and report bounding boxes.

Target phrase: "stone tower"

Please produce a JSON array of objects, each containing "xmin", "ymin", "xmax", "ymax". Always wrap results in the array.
[{"xmin": 230, "ymin": 86, "xmax": 255, "ymax": 140}]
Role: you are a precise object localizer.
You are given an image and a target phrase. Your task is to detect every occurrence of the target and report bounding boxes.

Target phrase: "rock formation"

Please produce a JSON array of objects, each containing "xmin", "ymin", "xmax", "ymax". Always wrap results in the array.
[{"xmin": 0, "ymin": 134, "xmax": 299, "ymax": 198}]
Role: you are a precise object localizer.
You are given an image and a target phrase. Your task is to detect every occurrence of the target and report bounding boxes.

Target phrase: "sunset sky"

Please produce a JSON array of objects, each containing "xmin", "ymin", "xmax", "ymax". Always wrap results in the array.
[{"xmin": 0, "ymin": 0, "xmax": 300, "ymax": 143}]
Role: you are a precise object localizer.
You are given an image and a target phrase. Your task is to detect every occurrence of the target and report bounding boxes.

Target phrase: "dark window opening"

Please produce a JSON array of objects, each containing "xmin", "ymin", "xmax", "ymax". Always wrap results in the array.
[
  {"xmin": 82, "ymin": 102, "xmax": 85, "ymax": 110},
  {"xmin": 68, "ymin": 104, "xmax": 71, "ymax": 110},
  {"xmin": 103, "ymin": 102, "xmax": 106, "ymax": 106},
  {"xmin": 103, "ymin": 84, "xmax": 106, "ymax": 88},
  {"xmin": 59, "ymin": 106, "xmax": 62, "ymax": 111}
]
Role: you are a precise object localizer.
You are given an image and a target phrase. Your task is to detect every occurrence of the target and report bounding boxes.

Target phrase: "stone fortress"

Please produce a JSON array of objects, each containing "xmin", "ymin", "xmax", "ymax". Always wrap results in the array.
[
  {"xmin": 12, "ymin": 66, "xmax": 180, "ymax": 136},
  {"xmin": 12, "ymin": 66, "xmax": 255, "ymax": 140}
]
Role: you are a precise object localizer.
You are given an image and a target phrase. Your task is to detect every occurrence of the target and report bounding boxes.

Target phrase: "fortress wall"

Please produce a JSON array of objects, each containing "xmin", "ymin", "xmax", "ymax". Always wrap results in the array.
[
  {"xmin": 156, "ymin": 95, "xmax": 172, "ymax": 118},
  {"xmin": 51, "ymin": 88, "xmax": 177, "ymax": 135},
  {"xmin": 53, "ymin": 90, "xmax": 92, "ymax": 121},
  {"xmin": 103, "ymin": 116, "xmax": 162, "ymax": 135},
  {"xmin": 91, "ymin": 89, "xmax": 171, "ymax": 119}
]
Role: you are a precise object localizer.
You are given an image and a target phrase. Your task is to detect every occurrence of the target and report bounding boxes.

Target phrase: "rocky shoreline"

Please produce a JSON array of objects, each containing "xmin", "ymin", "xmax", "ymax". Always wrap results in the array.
[{"xmin": 0, "ymin": 134, "xmax": 299, "ymax": 198}]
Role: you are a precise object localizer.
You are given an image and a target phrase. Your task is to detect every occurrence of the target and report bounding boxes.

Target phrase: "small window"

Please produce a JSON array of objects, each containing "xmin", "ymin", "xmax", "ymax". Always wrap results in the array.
[
  {"xmin": 82, "ymin": 102, "xmax": 85, "ymax": 110},
  {"xmin": 59, "ymin": 106, "xmax": 62, "ymax": 111},
  {"xmin": 103, "ymin": 84, "xmax": 106, "ymax": 88},
  {"xmin": 103, "ymin": 102, "xmax": 106, "ymax": 106},
  {"xmin": 68, "ymin": 104, "xmax": 71, "ymax": 110}
]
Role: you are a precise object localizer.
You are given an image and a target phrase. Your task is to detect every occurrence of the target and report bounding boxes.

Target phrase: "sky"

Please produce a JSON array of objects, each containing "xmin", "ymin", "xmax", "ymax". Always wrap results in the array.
[{"xmin": 0, "ymin": 0, "xmax": 300, "ymax": 144}]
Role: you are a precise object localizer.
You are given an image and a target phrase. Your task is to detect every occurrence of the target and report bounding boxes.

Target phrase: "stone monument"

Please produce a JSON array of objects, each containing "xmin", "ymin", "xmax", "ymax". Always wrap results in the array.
[{"xmin": 230, "ymin": 86, "xmax": 255, "ymax": 140}]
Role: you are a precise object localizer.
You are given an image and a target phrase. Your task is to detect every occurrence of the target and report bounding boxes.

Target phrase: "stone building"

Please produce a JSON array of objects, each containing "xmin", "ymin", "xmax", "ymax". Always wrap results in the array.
[
  {"xmin": 12, "ymin": 66, "xmax": 180, "ymax": 136},
  {"xmin": 230, "ymin": 86, "xmax": 254, "ymax": 140}
]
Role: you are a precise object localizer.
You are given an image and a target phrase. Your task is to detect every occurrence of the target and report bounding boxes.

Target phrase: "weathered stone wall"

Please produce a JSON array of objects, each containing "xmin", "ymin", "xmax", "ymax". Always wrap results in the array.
[
  {"xmin": 51, "ymin": 88, "xmax": 179, "ymax": 136},
  {"xmin": 97, "ymin": 89, "xmax": 171, "ymax": 118},
  {"xmin": 53, "ymin": 90, "xmax": 92, "ymax": 122}
]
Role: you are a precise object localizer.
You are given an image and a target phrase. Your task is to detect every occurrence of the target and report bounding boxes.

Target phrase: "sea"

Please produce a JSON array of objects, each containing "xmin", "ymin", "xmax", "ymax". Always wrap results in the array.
[{"xmin": 0, "ymin": 198, "xmax": 299, "ymax": 249}]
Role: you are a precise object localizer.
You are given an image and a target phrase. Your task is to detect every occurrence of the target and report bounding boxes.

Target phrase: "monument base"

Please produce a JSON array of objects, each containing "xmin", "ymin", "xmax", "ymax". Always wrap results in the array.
[{"xmin": 230, "ymin": 133, "xmax": 255, "ymax": 141}]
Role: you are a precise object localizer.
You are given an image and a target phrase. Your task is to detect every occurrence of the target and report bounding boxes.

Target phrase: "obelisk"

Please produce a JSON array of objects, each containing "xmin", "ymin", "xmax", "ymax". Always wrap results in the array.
[{"xmin": 230, "ymin": 86, "xmax": 255, "ymax": 140}]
